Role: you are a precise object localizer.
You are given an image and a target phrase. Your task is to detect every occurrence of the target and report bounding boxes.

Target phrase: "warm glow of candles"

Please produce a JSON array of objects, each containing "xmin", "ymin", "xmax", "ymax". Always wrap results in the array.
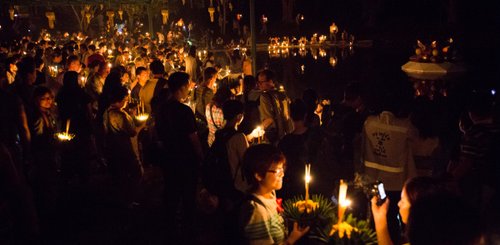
[
  {"xmin": 338, "ymin": 179, "xmax": 349, "ymax": 224},
  {"xmin": 135, "ymin": 113, "xmax": 149, "ymax": 122},
  {"xmin": 55, "ymin": 119, "xmax": 74, "ymax": 141},
  {"xmin": 65, "ymin": 119, "xmax": 70, "ymax": 134},
  {"xmin": 305, "ymin": 164, "xmax": 311, "ymax": 202}
]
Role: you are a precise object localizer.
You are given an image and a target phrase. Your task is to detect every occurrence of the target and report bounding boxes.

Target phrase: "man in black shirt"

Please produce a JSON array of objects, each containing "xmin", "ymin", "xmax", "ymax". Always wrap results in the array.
[{"xmin": 156, "ymin": 72, "xmax": 204, "ymax": 241}]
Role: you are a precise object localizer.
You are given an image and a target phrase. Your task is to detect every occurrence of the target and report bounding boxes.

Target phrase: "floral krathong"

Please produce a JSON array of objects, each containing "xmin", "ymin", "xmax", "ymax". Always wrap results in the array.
[
  {"xmin": 329, "ymin": 222, "xmax": 358, "ymax": 239},
  {"xmin": 282, "ymin": 194, "xmax": 377, "ymax": 244},
  {"xmin": 293, "ymin": 199, "xmax": 319, "ymax": 214}
]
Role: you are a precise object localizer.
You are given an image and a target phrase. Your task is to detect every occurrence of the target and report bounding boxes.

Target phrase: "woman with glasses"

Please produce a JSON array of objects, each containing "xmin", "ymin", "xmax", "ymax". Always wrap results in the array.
[
  {"xmin": 239, "ymin": 144, "xmax": 309, "ymax": 245},
  {"xmin": 30, "ymin": 86, "xmax": 58, "ymax": 225}
]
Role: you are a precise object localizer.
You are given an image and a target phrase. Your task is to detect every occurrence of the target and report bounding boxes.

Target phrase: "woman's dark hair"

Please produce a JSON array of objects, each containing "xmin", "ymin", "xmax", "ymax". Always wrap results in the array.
[
  {"xmin": 63, "ymin": 71, "xmax": 80, "ymax": 89},
  {"xmin": 243, "ymin": 144, "xmax": 286, "ymax": 189},
  {"xmin": 33, "ymin": 86, "xmax": 53, "ymax": 108},
  {"xmin": 222, "ymin": 99, "xmax": 244, "ymax": 121},
  {"xmin": 110, "ymin": 65, "xmax": 128, "ymax": 78},
  {"xmin": 408, "ymin": 192, "xmax": 480, "ymax": 245},
  {"xmin": 290, "ymin": 99, "xmax": 307, "ymax": 121},
  {"xmin": 167, "ymin": 72, "xmax": 190, "ymax": 93},
  {"xmin": 108, "ymin": 85, "xmax": 129, "ymax": 104},
  {"xmin": 212, "ymin": 86, "xmax": 234, "ymax": 107},
  {"xmin": 404, "ymin": 176, "xmax": 446, "ymax": 205}
]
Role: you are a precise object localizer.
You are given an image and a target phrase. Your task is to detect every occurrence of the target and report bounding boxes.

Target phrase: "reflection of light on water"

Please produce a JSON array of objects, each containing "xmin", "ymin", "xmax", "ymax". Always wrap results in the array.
[
  {"xmin": 319, "ymin": 49, "xmax": 327, "ymax": 57},
  {"xmin": 300, "ymin": 65, "xmax": 305, "ymax": 74},
  {"xmin": 329, "ymin": 57, "xmax": 337, "ymax": 67}
]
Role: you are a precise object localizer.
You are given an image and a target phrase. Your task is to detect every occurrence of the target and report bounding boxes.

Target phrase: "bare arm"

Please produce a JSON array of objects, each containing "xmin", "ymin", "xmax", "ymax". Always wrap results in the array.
[{"xmin": 371, "ymin": 197, "xmax": 394, "ymax": 245}]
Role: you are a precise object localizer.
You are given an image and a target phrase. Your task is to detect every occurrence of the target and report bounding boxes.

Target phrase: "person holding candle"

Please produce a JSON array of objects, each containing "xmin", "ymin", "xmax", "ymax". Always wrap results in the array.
[
  {"xmin": 103, "ymin": 85, "xmax": 145, "ymax": 208},
  {"xmin": 238, "ymin": 144, "xmax": 310, "ymax": 245},
  {"xmin": 56, "ymin": 71, "xmax": 93, "ymax": 184},
  {"xmin": 29, "ymin": 86, "xmax": 60, "ymax": 228}
]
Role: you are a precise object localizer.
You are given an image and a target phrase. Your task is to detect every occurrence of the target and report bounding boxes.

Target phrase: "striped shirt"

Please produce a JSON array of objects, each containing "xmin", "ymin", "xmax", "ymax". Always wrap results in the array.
[{"xmin": 242, "ymin": 194, "xmax": 286, "ymax": 245}]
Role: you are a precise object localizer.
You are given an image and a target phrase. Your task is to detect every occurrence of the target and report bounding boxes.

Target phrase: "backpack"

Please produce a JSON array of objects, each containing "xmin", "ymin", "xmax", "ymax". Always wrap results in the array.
[{"xmin": 202, "ymin": 128, "xmax": 242, "ymax": 200}]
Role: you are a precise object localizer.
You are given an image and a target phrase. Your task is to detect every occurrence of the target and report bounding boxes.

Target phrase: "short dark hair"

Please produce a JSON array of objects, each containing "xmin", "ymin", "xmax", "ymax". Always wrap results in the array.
[
  {"xmin": 404, "ymin": 176, "xmax": 447, "ymax": 205},
  {"xmin": 66, "ymin": 55, "xmax": 80, "ymax": 67},
  {"xmin": 167, "ymin": 72, "xmax": 190, "ymax": 93},
  {"xmin": 257, "ymin": 69, "xmax": 275, "ymax": 82},
  {"xmin": 135, "ymin": 66, "xmax": 148, "ymax": 76},
  {"xmin": 149, "ymin": 60, "xmax": 165, "ymax": 75},
  {"xmin": 243, "ymin": 144, "xmax": 286, "ymax": 189},
  {"xmin": 222, "ymin": 99, "xmax": 244, "ymax": 121},
  {"xmin": 108, "ymin": 85, "xmax": 129, "ymax": 104},
  {"xmin": 33, "ymin": 86, "xmax": 53, "ymax": 105},
  {"xmin": 203, "ymin": 67, "xmax": 218, "ymax": 82},
  {"xmin": 290, "ymin": 99, "xmax": 307, "ymax": 121}
]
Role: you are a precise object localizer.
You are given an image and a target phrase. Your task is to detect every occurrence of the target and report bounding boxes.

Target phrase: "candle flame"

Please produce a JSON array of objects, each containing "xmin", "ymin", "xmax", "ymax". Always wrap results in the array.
[
  {"xmin": 135, "ymin": 113, "xmax": 149, "ymax": 122},
  {"xmin": 305, "ymin": 164, "xmax": 311, "ymax": 184}
]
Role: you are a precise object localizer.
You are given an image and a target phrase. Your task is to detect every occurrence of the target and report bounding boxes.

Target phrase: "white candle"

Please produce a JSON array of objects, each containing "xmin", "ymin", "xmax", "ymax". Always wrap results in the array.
[
  {"xmin": 305, "ymin": 164, "xmax": 311, "ymax": 202},
  {"xmin": 65, "ymin": 119, "xmax": 70, "ymax": 134},
  {"xmin": 338, "ymin": 179, "xmax": 349, "ymax": 224}
]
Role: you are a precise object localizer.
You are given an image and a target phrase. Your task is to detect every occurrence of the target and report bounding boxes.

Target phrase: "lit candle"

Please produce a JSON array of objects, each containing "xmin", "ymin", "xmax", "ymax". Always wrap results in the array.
[
  {"xmin": 256, "ymin": 126, "xmax": 262, "ymax": 144},
  {"xmin": 65, "ymin": 119, "xmax": 70, "ymax": 135},
  {"xmin": 338, "ymin": 179, "xmax": 350, "ymax": 224},
  {"xmin": 305, "ymin": 164, "xmax": 311, "ymax": 202},
  {"xmin": 141, "ymin": 100, "xmax": 145, "ymax": 114}
]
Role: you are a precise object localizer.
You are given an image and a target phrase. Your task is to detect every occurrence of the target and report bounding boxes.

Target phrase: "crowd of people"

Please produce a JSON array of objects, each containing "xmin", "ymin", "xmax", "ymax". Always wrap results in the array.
[{"xmin": 0, "ymin": 30, "xmax": 499, "ymax": 245}]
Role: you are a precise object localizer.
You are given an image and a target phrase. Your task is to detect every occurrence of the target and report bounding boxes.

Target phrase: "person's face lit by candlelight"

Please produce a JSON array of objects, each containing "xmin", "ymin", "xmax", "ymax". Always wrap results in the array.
[{"xmin": 38, "ymin": 92, "xmax": 54, "ymax": 112}]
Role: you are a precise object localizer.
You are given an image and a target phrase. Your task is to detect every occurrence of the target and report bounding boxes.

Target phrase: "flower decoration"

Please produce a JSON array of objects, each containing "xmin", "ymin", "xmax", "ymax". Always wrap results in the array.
[
  {"xmin": 327, "ymin": 214, "xmax": 377, "ymax": 244},
  {"xmin": 293, "ymin": 199, "xmax": 319, "ymax": 214},
  {"xmin": 283, "ymin": 195, "xmax": 335, "ymax": 242},
  {"xmin": 410, "ymin": 38, "xmax": 455, "ymax": 63},
  {"xmin": 283, "ymin": 193, "xmax": 377, "ymax": 244},
  {"xmin": 276, "ymin": 198, "xmax": 284, "ymax": 214},
  {"xmin": 330, "ymin": 221, "xmax": 357, "ymax": 239}
]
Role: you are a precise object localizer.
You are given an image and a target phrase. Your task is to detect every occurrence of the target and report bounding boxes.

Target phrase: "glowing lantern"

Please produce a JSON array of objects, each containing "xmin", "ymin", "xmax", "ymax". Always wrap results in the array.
[
  {"xmin": 161, "ymin": 9, "xmax": 169, "ymax": 25},
  {"xmin": 45, "ymin": 11, "xmax": 56, "ymax": 29},
  {"xmin": 106, "ymin": 11, "xmax": 115, "ymax": 27},
  {"xmin": 208, "ymin": 7, "xmax": 215, "ymax": 22},
  {"xmin": 118, "ymin": 9, "xmax": 123, "ymax": 21}
]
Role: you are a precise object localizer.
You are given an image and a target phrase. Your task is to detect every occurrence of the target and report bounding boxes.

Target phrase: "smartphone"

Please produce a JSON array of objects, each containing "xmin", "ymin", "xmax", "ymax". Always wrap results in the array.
[{"xmin": 377, "ymin": 182, "xmax": 387, "ymax": 205}]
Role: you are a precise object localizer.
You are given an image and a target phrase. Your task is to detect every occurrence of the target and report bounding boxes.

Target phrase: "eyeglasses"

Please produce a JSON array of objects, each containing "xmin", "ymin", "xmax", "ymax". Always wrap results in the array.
[{"xmin": 267, "ymin": 168, "xmax": 285, "ymax": 176}]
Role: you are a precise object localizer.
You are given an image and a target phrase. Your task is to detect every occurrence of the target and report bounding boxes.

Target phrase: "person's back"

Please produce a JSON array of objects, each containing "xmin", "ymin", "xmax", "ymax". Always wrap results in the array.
[{"xmin": 363, "ymin": 111, "xmax": 417, "ymax": 191}]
